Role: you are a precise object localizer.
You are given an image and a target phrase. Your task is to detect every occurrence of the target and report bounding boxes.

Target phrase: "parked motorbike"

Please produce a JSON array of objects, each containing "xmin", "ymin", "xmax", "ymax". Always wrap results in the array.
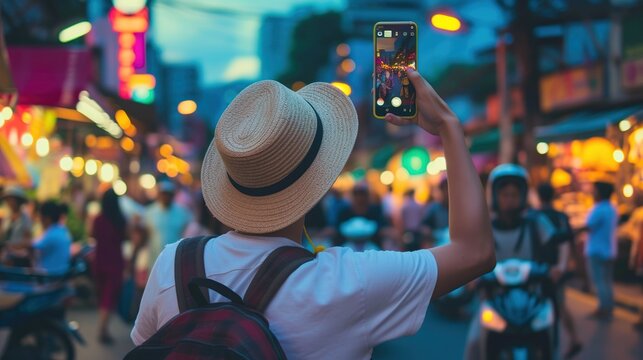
[
  {"xmin": 477, "ymin": 259, "xmax": 557, "ymax": 360},
  {"xmin": 0, "ymin": 246, "xmax": 92, "ymax": 360}
]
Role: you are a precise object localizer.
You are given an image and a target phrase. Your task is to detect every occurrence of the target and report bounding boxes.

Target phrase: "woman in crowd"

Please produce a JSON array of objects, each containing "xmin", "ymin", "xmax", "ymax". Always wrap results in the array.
[{"xmin": 92, "ymin": 189, "xmax": 127, "ymax": 344}]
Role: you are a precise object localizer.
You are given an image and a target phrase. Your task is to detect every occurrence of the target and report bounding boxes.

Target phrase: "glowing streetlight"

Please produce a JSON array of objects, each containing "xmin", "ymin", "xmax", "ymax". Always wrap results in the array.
[
  {"xmin": 430, "ymin": 13, "xmax": 462, "ymax": 32},
  {"xmin": 35, "ymin": 138, "xmax": 50, "ymax": 157},
  {"xmin": 99, "ymin": 163, "xmax": 116, "ymax": 182},
  {"xmin": 331, "ymin": 82, "xmax": 352, "ymax": 96},
  {"xmin": 20, "ymin": 133, "xmax": 33, "ymax": 147},
  {"xmin": 613, "ymin": 149, "xmax": 625, "ymax": 163},
  {"xmin": 177, "ymin": 100, "xmax": 197, "ymax": 115},
  {"xmin": 139, "ymin": 174, "xmax": 156, "ymax": 190},
  {"xmin": 536, "ymin": 142, "xmax": 549, "ymax": 155},
  {"xmin": 623, "ymin": 184, "xmax": 634, "ymax": 198},
  {"xmin": 380, "ymin": 170, "xmax": 395, "ymax": 186},
  {"xmin": 113, "ymin": 179, "xmax": 128, "ymax": 196},
  {"xmin": 619, "ymin": 119, "xmax": 632, "ymax": 132},
  {"xmin": 60, "ymin": 156, "xmax": 73, "ymax": 172},
  {"xmin": 85, "ymin": 160, "xmax": 98, "ymax": 176},
  {"xmin": 59, "ymin": 21, "xmax": 92, "ymax": 43}
]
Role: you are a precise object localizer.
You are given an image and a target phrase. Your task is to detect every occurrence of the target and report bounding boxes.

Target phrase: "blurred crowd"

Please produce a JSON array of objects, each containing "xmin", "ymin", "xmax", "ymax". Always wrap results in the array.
[{"xmin": 0, "ymin": 172, "xmax": 641, "ymax": 344}]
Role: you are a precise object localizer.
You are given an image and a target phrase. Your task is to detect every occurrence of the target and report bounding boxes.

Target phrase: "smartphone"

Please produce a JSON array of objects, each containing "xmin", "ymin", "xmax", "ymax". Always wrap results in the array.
[{"xmin": 373, "ymin": 21, "xmax": 417, "ymax": 119}]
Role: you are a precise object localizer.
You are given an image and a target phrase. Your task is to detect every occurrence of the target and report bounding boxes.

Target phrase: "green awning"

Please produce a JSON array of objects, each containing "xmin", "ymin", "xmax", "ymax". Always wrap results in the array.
[
  {"xmin": 536, "ymin": 106, "xmax": 643, "ymax": 142},
  {"xmin": 469, "ymin": 123, "xmax": 524, "ymax": 153}
]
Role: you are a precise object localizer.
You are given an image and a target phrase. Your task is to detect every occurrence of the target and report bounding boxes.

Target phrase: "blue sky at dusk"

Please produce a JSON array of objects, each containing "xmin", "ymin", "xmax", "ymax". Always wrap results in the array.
[{"xmin": 151, "ymin": 0, "xmax": 505, "ymax": 84}]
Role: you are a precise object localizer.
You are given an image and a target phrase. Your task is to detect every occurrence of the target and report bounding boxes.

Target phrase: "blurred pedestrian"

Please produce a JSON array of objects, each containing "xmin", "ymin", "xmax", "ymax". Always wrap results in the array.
[
  {"xmin": 537, "ymin": 184, "xmax": 582, "ymax": 358},
  {"xmin": 322, "ymin": 189, "xmax": 349, "ymax": 228},
  {"xmin": 144, "ymin": 180, "xmax": 192, "ymax": 268},
  {"xmin": 92, "ymin": 189, "xmax": 127, "ymax": 344},
  {"xmin": 32, "ymin": 200, "xmax": 71, "ymax": 275},
  {"xmin": 400, "ymin": 189, "xmax": 424, "ymax": 250},
  {"xmin": 1, "ymin": 186, "xmax": 33, "ymax": 267},
  {"xmin": 579, "ymin": 182, "xmax": 618, "ymax": 319},
  {"xmin": 421, "ymin": 178, "xmax": 450, "ymax": 247},
  {"xmin": 336, "ymin": 185, "xmax": 388, "ymax": 247},
  {"xmin": 339, "ymin": 217, "xmax": 380, "ymax": 252}
]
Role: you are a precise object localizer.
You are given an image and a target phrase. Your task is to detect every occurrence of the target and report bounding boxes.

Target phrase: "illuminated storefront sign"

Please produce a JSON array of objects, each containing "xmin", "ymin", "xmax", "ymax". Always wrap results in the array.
[{"xmin": 109, "ymin": 4, "xmax": 154, "ymax": 103}]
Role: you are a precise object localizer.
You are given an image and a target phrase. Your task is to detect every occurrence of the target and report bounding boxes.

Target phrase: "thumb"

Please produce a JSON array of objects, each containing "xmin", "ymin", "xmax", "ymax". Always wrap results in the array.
[{"xmin": 405, "ymin": 67, "xmax": 425, "ymax": 89}]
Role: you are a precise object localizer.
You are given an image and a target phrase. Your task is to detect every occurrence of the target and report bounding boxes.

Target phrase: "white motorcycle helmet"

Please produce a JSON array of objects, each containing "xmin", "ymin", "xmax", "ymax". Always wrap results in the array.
[{"xmin": 487, "ymin": 163, "xmax": 529, "ymax": 212}]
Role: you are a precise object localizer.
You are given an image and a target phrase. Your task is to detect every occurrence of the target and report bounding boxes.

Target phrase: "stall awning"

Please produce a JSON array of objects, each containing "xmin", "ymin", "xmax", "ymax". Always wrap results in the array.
[
  {"xmin": 536, "ymin": 105, "xmax": 643, "ymax": 142},
  {"xmin": 8, "ymin": 47, "xmax": 91, "ymax": 108},
  {"xmin": 469, "ymin": 123, "xmax": 524, "ymax": 153}
]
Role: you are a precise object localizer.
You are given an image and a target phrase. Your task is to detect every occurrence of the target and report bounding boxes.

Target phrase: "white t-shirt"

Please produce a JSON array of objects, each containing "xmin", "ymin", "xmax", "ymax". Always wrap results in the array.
[{"xmin": 132, "ymin": 231, "xmax": 438, "ymax": 360}]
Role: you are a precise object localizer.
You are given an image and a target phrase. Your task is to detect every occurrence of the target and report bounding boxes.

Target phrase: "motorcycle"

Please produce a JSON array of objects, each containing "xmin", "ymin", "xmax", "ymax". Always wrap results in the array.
[
  {"xmin": 477, "ymin": 259, "xmax": 557, "ymax": 360},
  {"xmin": 0, "ymin": 246, "xmax": 92, "ymax": 360}
]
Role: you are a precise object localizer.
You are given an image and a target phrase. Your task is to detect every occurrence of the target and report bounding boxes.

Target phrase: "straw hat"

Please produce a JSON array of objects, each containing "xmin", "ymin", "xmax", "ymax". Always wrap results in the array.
[{"xmin": 201, "ymin": 80, "xmax": 358, "ymax": 233}]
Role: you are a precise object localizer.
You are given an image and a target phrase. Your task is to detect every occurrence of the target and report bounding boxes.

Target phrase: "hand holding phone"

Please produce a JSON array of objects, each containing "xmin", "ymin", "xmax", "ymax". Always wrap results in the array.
[
  {"xmin": 384, "ymin": 68, "xmax": 458, "ymax": 136},
  {"xmin": 373, "ymin": 22, "xmax": 417, "ymax": 119}
]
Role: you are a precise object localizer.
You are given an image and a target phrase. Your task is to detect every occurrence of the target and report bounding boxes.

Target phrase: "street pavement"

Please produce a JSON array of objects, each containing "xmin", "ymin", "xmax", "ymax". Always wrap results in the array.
[{"xmin": 67, "ymin": 288, "xmax": 642, "ymax": 360}]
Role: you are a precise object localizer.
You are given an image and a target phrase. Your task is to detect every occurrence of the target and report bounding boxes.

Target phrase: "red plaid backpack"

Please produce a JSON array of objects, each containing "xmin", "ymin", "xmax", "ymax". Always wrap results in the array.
[{"xmin": 125, "ymin": 236, "xmax": 315, "ymax": 360}]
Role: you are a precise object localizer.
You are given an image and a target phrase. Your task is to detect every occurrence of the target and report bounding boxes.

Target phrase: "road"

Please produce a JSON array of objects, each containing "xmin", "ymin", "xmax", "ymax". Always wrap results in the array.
[{"xmin": 68, "ymin": 288, "xmax": 642, "ymax": 359}]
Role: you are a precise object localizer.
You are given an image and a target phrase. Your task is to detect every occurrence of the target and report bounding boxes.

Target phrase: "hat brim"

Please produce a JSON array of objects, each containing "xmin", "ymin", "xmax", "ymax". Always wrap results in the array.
[{"xmin": 201, "ymin": 82, "xmax": 358, "ymax": 234}]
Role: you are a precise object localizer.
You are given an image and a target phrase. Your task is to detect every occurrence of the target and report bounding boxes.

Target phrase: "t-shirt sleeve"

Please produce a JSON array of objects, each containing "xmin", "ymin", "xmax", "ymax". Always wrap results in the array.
[
  {"xmin": 131, "ymin": 247, "xmax": 164, "ymax": 345},
  {"xmin": 586, "ymin": 206, "xmax": 602, "ymax": 230},
  {"xmin": 351, "ymin": 249, "xmax": 438, "ymax": 346},
  {"xmin": 536, "ymin": 214, "xmax": 556, "ymax": 245},
  {"xmin": 33, "ymin": 234, "xmax": 50, "ymax": 250}
]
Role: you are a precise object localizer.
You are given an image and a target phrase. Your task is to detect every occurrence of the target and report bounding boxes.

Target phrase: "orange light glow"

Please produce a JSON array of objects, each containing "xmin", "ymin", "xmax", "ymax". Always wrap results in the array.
[
  {"xmin": 124, "ymin": 125, "xmax": 137, "ymax": 137},
  {"xmin": 96, "ymin": 137, "xmax": 115, "ymax": 149},
  {"xmin": 115, "ymin": 110, "xmax": 132, "ymax": 130},
  {"xmin": 118, "ymin": 33, "xmax": 136, "ymax": 48},
  {"xmin": 121, "ymin": 137, "xmax": 135, "ymax": 152},
  {"xmin": 340, "ymin": 59, "xmax": 356, "ymax": 73},
  {"xmin": 119, "ymin": 66, "xmax": 134, "ymax": 80},
  {"xmin": 336, "ymin": 43, "xmax": 351, "ymax": 57},
  {"xmin": 119, "ymin": 49, "xmax": 136, "ymax": 65},
  {"xmin": 292, "ymin": 81, "xmax": 306, "ymax": 91},
  {"xmin": 111, "ymin": 10, "xmax": 149, "ymax": 33},
  {"xmin": 128, "ymin": 74, "xmax": 156, "ymax": 88},
  {"xmin": 159, "ymin": 144, "xmax": 173, "ymax": 158},
  {"xmin": 157, "ymin": 159, "xmax": 169, "ymax": 173},
  {"xmin": 177, "ymin": 100, "xmax": 197, "ymax": 115},
  {"xmin": 430, "ymin": 13, "xmax": 462, "ymax": 32},
  {"xmin": 85, "ymin": 134, "xmax": 97, "ymax": 148}
]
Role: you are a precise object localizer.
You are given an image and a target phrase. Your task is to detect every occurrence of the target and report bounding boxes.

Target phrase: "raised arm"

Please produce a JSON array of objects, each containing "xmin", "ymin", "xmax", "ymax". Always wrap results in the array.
[{"xmin": 383, "ymin": 68, "xmax": 495, "ymax": 298}]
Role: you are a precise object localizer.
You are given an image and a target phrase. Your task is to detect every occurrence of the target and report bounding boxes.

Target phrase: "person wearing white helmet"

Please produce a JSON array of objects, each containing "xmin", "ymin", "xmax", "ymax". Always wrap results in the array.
[{"xmin": 465, "ymin": 163, "xmax": 561, "ymax": 360}]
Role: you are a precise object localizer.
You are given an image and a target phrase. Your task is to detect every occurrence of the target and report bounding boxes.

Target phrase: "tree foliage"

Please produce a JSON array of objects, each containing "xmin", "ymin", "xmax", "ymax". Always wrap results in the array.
[{"xmin": 277, "ymin": 11, "xmax": 346, "ymax": 87}]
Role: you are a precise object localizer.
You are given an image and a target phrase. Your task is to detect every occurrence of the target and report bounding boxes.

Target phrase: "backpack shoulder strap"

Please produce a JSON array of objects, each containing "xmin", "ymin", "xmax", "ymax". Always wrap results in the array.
[
  {"xmin": 244, "ymin": 246, "xmax": 315, "ymax": 313},
  {"xmin": 174, "ymin": 236, "xmax": 212, "ymax": 313}
]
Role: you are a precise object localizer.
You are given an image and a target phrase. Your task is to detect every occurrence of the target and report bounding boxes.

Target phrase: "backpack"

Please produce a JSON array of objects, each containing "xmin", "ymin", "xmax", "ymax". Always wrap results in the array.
[{"xmin": 125, "ymin": 236, "xmax": 315, "ymax": 360}]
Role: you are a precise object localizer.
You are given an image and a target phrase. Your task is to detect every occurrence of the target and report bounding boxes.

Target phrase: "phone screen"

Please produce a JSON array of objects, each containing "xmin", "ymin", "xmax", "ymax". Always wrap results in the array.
[{"xmin": 374, "ymin": 22, "xmax": 417, "ymax": 118}]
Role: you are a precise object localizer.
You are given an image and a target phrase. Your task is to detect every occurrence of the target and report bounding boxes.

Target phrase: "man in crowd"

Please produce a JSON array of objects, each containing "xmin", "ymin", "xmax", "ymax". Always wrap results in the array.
[
  {"xmin": 144, "ymin": 180, "xmax": 192, "ymax": 268},
  {"xmin": 580, "ymin": 182, "xmax": 618, "ymax": 319},
  {"xmin": 537, "ymin": 183, "xmax": 582, "ymax": 358}
]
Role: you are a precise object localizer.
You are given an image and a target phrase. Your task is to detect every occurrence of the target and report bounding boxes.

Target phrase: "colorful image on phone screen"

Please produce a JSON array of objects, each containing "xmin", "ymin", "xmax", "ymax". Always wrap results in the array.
[{"xmin": 374, "ymin": 22, "xmax": 417, "ymax": 118}]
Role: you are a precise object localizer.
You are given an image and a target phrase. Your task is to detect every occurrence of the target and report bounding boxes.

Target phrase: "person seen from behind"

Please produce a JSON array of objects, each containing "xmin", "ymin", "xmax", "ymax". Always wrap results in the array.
[
  {"xmin": 421, "ymin": 178, "xmax": 450, "ymax": 247},
  {"xmin": 1, "ymin": 186, "xmax": 33, "ymax": 267},
  {"xmin": 32, "ymin": 200, "xmax": 71, "ymax": 275},
  {"xmin": 132, "ymin": 69, "xmax": 495, "ymax": 359},
  {"xmin": 144, "ymin": 180, "xmax": 192, "ymax": 268},
  {"xmin": 92, "ymin": 188, "xmax": 127, "ymax": 344},
  {"xmin": 578, "ymin": 182, "xmax": 618, "ymax": 319},
  {"xmin": 537, "ymin": 183, "xmax": 582, "ymax": 358}
]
